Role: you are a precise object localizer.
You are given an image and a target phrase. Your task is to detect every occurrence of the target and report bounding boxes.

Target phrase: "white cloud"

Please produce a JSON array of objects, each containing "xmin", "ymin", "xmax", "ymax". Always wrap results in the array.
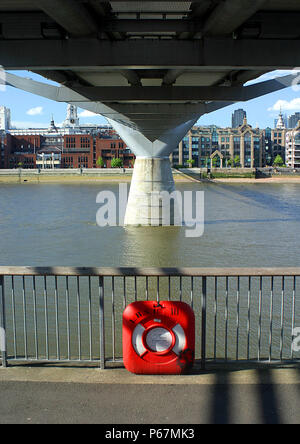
[
  {"xmin": 268, "ymin": 98, "xmax": 300, "ymax": 112},
  {"xmin": 78, "ymin": 110, "xmax": 98, "ymax": 118},
  {"xmin": 26, "ymin": 106, "xmax": 44, "ymax": 116}
]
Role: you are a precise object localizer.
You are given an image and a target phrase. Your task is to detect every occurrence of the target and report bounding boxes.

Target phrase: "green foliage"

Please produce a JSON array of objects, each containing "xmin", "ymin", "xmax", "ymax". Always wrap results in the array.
[
  {"xmin": 186, "ymin": 159, "xmax": 195, "ymax": 167},
  {"xmin": 212, "ymin": 156, "xmax": 219, "ymax": 167},
  {"xmin": 273, "ymin": 155, "xmax": 284, "ymax": 167},
  {"xmin": 234, "ymin": 155, "xmax": 241, "ymax": 167},
  {"xmin": 111, "ymin": 157, "xmax": 123, "ymax": 168},
  {"xmin": 96, "ymin": 156, "xmax": 104, "ymax": 168}
]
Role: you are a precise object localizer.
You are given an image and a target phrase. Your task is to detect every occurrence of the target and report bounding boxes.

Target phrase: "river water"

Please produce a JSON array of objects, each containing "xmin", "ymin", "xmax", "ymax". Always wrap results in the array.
[
  {"xmin": 0, "ymin": 181, "xmax": 300, "ymax": 268},
  {"xmin": 0, "ymin": 182, "xmax": 299, "ymax": 362}
]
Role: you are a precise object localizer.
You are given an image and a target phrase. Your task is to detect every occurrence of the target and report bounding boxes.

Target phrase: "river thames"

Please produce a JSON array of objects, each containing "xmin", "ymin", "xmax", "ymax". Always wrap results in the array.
[
  {"xmin": 1, "ymin": 181, "xmax": 299, "ymax": 362},
  {"xmin": 0, "ymin": 182, "xmax": 299, "ymax": 268}
]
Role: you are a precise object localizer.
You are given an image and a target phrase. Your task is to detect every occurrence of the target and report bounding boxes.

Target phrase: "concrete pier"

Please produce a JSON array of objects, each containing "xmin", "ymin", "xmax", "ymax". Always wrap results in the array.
[{"xmin": 124, "ymin": 157, "xmax": 176, "ymax": 226}]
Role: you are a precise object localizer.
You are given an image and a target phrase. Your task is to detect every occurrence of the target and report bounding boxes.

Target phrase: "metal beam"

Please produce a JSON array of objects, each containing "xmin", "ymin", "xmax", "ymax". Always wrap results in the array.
[
  {"xmin": 33, "ymin": 0, "xmax": 99, "ymax": 36},
  {"xmin": 202, "ymin": 0, "xmax": 268, "ymax": 36},
  {"xmin": 162, "ymin": 70, "xmax": 185, "ymax": 86},
  {"xmin": 1, "ymin": 38, "xmax": 300, "ymax": 70},
  {"xmin": 3, "ymin": 70, "xmax": 295, "ymax": 108},
  {"xmin": 67, "ymin": 74, "xmax": 296, "ymax": 102},
  {"xmin": 120, "ymin": 70, "xmax": 142, "ymax": 87}
]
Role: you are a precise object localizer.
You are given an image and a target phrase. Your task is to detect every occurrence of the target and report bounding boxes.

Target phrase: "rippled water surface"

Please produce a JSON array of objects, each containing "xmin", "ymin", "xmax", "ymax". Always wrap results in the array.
[
  {"xmin": 1, "ymin": 182, "xmax": 299, "ymax": 362},
  {"xmin": 0, "ymin": 182, "xmax": 299, "ymax": 268}
]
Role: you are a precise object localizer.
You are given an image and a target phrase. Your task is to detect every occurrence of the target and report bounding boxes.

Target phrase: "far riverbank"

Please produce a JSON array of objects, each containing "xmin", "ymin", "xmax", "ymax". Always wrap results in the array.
[{"xmin": 1, "ymin": 168, "xmax": 300, "ymax": 184}]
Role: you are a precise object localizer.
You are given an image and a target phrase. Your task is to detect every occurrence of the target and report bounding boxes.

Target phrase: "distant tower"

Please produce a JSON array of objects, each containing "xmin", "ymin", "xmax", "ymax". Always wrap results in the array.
[
  {"xmin": 48, "ymin": 114, "xmax": 58, "ymax": 132},
  {"xmin": 63, "ymin": 105, "xmax": 79, "ymax": 128},
  {"xmin": 0, "ymin": 106, "xmax": 11, "ymax": 131},
  {"xmin": 276, "ymin": 109, "xmax": 286, "ymax": 130},
  {"xmin": 232, "ymin": 109, "xmax": 247, "ymax": 128}
]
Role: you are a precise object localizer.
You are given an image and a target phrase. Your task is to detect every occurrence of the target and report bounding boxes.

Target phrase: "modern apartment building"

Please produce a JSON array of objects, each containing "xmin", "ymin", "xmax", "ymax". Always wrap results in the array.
[
  {"xmin": 286, "ymin": 121, "xmax": 300, "ymax": 168},
  {"xmin": 172, "ymin": 117, "xmax": 264, "ymax": 168}
]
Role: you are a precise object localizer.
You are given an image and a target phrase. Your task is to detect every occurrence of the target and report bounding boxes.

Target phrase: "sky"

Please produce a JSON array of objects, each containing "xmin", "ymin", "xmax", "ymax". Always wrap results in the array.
[{"xmin": 1, "ymin": 69, "xmax": 300, "ymax": 129}]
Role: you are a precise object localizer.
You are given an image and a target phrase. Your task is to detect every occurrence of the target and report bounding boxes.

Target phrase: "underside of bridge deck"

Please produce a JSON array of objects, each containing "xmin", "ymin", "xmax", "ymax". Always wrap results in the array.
[{"xmin": 1, "ymin": 0, "xmax": 300, "ymax": 224}]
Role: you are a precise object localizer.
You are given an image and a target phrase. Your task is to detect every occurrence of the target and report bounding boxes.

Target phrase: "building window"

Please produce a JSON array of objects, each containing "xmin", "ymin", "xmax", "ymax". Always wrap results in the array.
[
  {"xmin": 80, "ymin": 137, "xmax": 90, "ymax": 149},
  {"xmin": 66, "ymin": 137, "xmax": 76, "ymax": 149}
]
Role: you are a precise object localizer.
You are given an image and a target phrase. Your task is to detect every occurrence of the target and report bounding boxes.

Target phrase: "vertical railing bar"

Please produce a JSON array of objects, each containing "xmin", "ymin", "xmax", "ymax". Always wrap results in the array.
[
  {"xmin": 65, "ymin": 276, "xmax": 70, "ymax": 361},
  {"xmin": 291, "ymin": 276, "xmax": 296, "ymax": 360},
  {"xmin": 236, "ymin": 276, "xmax": 240, "ymax": 362},
  {"xmin": 77, "ymin": 276, "xmax": 81, "ymax": 361},
  {"xmin": 134, "ymin": 276, "xmax": 137, "ymax": 301},
  {"xmin": 0, "ymin": 276, "xmax": 7, "ymax": 368},
  {"xmin": 54, "ymin": 276, "xmax": 60, "ymax": 361},
  {"xmin": 201, "ymin": 276, "xmax": 207, "ymax": 370},
  {"xmin": 32, "ymin": 276, "xmax": 38, "ymax": 360},
  {"xmin": 258, "ymin": 276, "xmax": 262, "ymax": 361},
  {"xmin": 190, "ymin": 277, "xmax": 194, "ymax": 309},
  {"xmin": 44, "ymin": 276, "xmax": 49, "ymax": 361},
  {"xmin": 225, "ymin": 276, "xmax": 229, "ymax": 361},
  {"xmin": 99, "ymin": 276, "xmax": 105, "ymax": 370},
  {"xmin": 11, "ymin": 276, "xmax": 17, "ymax": 359},
  {"xmin": 214, "ymin": 277, "xmax": 218, "ymax": 362},
  {"xmin": 22, "ymin": 276, "xmax": 28, "ymax": 360},
  {"xmin": 168, "ymin": 276, "xmax": 171, "ymax": 301},
  {"xmin": 247, "ymin": 276, "xmax": 251, "ymax": 361},
  {"xmin": 269, "ymin": 276, "xmax": 274, "ymax": 362},
  {"xmin": 145, "ymin": 276, "xmax": 148, "ymax": 302},
  {"xmin": 157, "ymin": 276, "xmax": 159, "ymax": 303},
  {"xmin": 180, "ymin": 276, "xmax": 182, "ymax": 302},
  {"xmin": 88, "ymin": 276, "xmax": 92, "ymax": 361},
  {"xmin": 280, "ymin": 276, "xmax": 285, "ymax": 361},
  {"xmin": 112, "ymin": 276, "xmax": 115, "ymax": 362},
  {"xmin": 124, "ymin": 276, "xmax": 127, "ymax": 307}
]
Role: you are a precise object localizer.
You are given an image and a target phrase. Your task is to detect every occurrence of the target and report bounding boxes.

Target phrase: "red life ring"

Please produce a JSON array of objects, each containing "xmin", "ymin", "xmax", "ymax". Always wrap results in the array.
[{"xmin": 123, "ymin": 301, "xmax": 195, "ymax": 375}]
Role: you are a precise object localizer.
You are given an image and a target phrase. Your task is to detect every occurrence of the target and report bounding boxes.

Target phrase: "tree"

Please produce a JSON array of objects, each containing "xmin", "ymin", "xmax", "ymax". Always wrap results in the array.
[
  {"xmin": 227, "ymin": 158, "xmax": 233, "ymax": 167},
  {"xmin": 187, "ymin": 159, "xmax": 195, "ymax": 167},
  {"xmin": 234, "ymin": 155, "xmax": 241, "ymax": 167},
  {"xmin": 111, "ymin": 157, "xmax": 123, "ymax": 168},
  {"xmin": 212, "ymin": 156, "xmax": 219, "ymax": 167},
  {"xmin": 96, "ymin": 156, "xmax": 104, "ymax": 168},
  {"xmin": 273, "ymin": 155, "xmax": 284, "ymax": 167}
]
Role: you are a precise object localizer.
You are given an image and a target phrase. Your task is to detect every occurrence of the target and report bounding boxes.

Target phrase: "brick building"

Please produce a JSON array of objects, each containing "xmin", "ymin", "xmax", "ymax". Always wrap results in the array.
[{"xmin": 0, "ymin": 130, "xmax": 135, "ymax": 169}]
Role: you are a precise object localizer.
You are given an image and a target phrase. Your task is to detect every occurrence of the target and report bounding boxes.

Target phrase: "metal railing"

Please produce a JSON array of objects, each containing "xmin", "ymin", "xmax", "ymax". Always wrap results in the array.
[{"xmin": 0, "ymin": 267, "xmax": 299, "ymax": 370}]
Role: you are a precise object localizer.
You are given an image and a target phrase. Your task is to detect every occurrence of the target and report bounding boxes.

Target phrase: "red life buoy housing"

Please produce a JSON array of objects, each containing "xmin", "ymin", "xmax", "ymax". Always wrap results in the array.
[{"xmin": 123, "ymin": 301, "xmax": 195, "ymax": 375}]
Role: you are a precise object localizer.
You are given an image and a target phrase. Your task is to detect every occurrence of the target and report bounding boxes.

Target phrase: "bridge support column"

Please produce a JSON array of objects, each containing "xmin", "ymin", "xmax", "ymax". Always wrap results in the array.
[{"xmin": 124, "ymin": 157, "xmax": 176, "ymax": 226}]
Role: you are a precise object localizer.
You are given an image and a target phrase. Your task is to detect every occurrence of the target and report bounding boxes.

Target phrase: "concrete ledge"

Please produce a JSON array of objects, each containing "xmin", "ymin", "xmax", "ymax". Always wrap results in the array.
[
  {"xmin": 0, "ymin": 168, "xmax": 133, "ymax": 176},
  {"xmin": 1, "ymin": 366, "xmax": 299, "ymax": 386}
]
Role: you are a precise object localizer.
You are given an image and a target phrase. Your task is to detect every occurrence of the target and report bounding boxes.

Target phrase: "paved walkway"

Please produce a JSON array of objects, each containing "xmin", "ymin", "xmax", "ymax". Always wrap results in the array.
[{"xmin": 0, "ymin": 366, "xmax": 299, "ymax": 424}]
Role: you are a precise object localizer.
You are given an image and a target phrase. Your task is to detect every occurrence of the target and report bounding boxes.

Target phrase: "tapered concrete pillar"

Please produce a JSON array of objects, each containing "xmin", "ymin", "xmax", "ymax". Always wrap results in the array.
[
  {"xmin": 124, "ymin": 157, "xmax": 176, "ymax": 226},
  {"xmin": 107, "ymin": 117, "xmax": 198, "ymax": 226}
]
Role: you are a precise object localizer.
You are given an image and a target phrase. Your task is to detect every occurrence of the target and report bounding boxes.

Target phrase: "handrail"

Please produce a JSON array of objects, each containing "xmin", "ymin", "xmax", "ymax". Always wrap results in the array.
[{"xmin": 0, "ymin": 267, "xmax": 300, "ymax": 277}]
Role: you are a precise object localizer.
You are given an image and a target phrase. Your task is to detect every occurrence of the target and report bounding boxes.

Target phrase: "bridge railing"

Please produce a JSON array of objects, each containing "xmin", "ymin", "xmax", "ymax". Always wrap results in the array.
[{"xmin": 0, "ymin": 267, "xmax": 299, "ymax": 370}]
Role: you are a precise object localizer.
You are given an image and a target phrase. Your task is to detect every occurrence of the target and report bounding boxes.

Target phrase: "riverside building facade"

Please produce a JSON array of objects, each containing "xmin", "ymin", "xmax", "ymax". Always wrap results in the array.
[
  {"xmin": 286, "ymin": 121, "xmax": 300, "ymax": 168},
  {"xmin": 1, "ymin": 106, "xmax": 135, "ymax": 169},
  {"xmin": 0, "ymin": 105, "xmax": 289, "ymax": 169},
  {"xmin": 172, "ymin": 117, "xmax": 265, "ymax": 168}
]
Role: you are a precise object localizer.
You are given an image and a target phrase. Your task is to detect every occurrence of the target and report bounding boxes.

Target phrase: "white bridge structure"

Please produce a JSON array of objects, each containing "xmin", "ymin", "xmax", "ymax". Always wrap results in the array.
[{"xmin": 1, "ymin": 0, "xmax": 300, "ymax": 225}]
